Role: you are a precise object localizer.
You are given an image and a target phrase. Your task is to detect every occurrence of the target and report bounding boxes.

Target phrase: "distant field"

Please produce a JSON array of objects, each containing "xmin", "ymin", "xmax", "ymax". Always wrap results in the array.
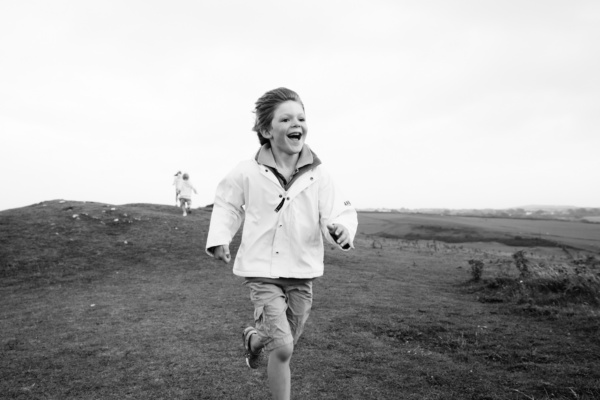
[{"xmin": 358, "ymin": 212, "xmax": 600, "ymax": 253}]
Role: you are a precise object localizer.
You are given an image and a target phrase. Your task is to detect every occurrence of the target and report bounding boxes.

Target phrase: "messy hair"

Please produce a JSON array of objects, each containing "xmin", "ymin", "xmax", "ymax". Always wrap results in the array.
[{"xmin": 252, "ymin": 87, "xmax": 304, "ymax": 146}]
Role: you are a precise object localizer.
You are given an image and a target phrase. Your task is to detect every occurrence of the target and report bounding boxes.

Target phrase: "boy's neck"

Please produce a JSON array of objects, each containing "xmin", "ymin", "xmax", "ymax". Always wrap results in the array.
[{"xmin": 271, "ymin": 150, "xmax": 299, "ymax": 171}]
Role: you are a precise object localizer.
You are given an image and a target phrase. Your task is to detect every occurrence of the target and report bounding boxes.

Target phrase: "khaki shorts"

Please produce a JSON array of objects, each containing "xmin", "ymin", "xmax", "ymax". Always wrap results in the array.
[{"xmin": 244, "ymin": 280, "xmax": 313, "ymax": 351}]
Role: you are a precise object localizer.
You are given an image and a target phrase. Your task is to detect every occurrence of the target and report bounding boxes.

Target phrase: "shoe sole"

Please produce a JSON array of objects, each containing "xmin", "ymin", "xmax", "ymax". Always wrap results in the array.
[
  {"xmin": 242, "ymin": 327, "xmax": 255, "ymax": 351},
  {"xmin": 243, "ymin": 327, "xmax": 260, "ymax": 369}
]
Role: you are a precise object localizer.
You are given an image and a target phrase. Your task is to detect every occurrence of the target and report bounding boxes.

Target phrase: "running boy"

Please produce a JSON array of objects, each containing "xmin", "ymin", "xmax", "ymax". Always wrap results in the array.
[
  {"xmin": 179, "ymin": 173, "xmax": 197, "ymax": 216},
  {"xmin": 205, "ymin": 87, "xmax": 357, "ymax": 400}
]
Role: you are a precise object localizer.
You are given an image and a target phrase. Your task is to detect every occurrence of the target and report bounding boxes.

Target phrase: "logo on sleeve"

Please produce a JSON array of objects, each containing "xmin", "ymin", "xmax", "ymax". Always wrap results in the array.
[{"xmin": 344, "ymin": 201, "xmax": 351, "ymax": 206}]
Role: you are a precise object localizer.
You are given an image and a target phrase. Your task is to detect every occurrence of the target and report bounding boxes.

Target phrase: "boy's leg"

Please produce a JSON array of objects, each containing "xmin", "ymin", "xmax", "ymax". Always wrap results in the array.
[
  {"xmin": 245, "ymin": 282, "xmax": 295, "ymax": 399},
  {"xmin": 263, "ymin": 282, "xmax": 311, "ymax": 400},
  {"xmin": 268, "ymin": 343, "xmax": 293, "ymax": 400},
  {"xmin": 246, "ymin": 281, "xmax": 313, "ymax": 352},
  {"xmin": 285, "ymin": 281, "xmax": 313, "ymax": 344},
  {"xmin": 180, "ymin": 198, "xmax": 187, "ymax": 216},
  {"xmin": 246, "ymin": 282, "xmax": 294, "ymax": 352}
]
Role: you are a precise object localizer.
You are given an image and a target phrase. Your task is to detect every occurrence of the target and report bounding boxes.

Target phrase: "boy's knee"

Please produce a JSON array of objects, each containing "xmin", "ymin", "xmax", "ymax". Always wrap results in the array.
[{"xmin": 271, "ymin": 343, "xmax": 293, "ymax": 362}]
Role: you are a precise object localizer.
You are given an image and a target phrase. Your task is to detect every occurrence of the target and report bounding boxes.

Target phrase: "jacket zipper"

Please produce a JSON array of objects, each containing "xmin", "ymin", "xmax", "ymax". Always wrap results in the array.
[{"xmin": 274, "ymin": 197, "xmax": 285, "ymax": 212}]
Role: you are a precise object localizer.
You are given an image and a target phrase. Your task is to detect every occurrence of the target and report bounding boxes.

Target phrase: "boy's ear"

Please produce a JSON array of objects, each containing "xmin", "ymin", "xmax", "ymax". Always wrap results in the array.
[{"xmin": 260, "ymin": 129, "xmax": 272, "ymax": 140}]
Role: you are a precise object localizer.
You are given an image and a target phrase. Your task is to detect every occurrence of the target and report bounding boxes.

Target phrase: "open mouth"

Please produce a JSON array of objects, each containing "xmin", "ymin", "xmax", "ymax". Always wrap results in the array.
[{"xmin": 287, "ymin": 133, "xmax": 303, "ymax": 141}]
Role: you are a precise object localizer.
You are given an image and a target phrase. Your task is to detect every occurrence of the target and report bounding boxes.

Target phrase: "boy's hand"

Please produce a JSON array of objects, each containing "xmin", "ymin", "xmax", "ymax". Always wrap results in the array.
[
  {"xmin": 327, "ymin": 224, "xmax": 351, "ymax": 250},
  {"xmin": 213, "ymin": 245, "xmax": 231, "ymax": 264}
]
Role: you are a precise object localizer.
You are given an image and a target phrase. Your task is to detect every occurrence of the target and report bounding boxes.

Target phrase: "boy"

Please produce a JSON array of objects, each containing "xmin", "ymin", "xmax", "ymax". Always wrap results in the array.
[
  {"xmin": 179, "ymin": 173, "xmax": 197, "ymax": 216},
  {"xmin": 206, "ymin": 88, "xmax": 357, "ymax": 400}
]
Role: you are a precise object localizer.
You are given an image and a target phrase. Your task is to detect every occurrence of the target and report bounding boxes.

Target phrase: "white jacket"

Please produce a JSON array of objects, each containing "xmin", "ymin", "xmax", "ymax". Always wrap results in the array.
[
  {"xmin": 179, "ymin": 180, "xmax": 197, "ymax": 199},
  {"xmin": 206, "ymin": 146, "xmax": 357, "ymax": 279}
]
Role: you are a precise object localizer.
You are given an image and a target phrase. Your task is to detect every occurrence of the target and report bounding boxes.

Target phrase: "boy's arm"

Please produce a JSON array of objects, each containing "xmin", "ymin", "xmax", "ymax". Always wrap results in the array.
[
  {"xmin": 318, "ymin": 168, "xmax": 358, "ymax": 250},
  {"xmin": 205, "ymin": 166, "xmax": 245, "ymax": 258}
]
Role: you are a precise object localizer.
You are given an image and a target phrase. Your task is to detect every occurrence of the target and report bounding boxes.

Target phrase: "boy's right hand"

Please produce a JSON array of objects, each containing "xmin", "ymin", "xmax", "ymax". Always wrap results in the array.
[{"xmin": 213, "ymin": 245, "xmax": 231, "ymax": 264}]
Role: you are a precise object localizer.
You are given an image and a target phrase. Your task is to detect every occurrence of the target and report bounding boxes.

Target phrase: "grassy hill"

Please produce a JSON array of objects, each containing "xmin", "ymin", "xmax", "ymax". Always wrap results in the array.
[{"xmin": 1, "ymin": 200, "xmax": 599, "ymax": 399}]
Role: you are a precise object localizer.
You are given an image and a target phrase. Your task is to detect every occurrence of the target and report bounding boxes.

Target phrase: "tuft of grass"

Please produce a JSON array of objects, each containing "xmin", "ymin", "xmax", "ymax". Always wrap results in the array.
[
  {"xmin": 469, "ymin": 251, "xmax": 600, "ymax": 307},
  {"xmin": 468, "ymin": 259, "xmax": 484, "ymax": 282}
]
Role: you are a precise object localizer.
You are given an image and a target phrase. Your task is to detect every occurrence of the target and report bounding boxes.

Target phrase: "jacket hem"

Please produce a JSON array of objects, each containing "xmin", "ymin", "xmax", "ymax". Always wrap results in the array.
[{"xmin": 233, "ymin": 270, "xmax": 324, "ymax": 279}]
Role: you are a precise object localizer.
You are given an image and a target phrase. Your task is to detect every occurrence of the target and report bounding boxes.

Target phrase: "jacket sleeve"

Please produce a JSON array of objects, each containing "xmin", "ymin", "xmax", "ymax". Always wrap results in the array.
[
  {"xmin": 317, "ymin": 167, "xmax": 358, "ymax": 250},
  {"xmin": 205, "ymin": 164, "xmax": 246, "ymax": 256}
]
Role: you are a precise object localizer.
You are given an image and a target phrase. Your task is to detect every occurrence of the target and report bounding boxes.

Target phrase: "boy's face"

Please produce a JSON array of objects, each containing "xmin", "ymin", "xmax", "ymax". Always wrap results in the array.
[{"xmin": 262, "ymin": 100, "xmax": 307, "ymax": 157}]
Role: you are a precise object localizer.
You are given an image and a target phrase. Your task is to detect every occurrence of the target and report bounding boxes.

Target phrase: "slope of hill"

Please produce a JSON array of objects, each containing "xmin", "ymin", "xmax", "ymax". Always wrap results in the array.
[
  {"xmin": 1, "ymin": 200, "xmax": 599, "ymax": 399},
  {"xmin": 0, "ymin": 200, "xmax": 211, "ymax": 286}
]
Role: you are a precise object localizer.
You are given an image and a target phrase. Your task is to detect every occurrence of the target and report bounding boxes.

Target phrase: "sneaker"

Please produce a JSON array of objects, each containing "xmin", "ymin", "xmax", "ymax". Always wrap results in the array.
[
  {"xmin": 242, "ymin": 327, "xmax": 262, "ymax": 369},
  {"xmin": 183, "ymin": 211, "xmax": 187, "ymax": 216},
  {"xmin": 187, "ymin": 208, "xmax": 192, "ymax": 214}
]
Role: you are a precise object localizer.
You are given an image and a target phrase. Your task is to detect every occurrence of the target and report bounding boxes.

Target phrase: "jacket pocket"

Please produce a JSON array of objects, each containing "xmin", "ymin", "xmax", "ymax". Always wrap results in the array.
[{"xmin": 254, "ymin": 306, "xmax": 264, "ymax": 325}]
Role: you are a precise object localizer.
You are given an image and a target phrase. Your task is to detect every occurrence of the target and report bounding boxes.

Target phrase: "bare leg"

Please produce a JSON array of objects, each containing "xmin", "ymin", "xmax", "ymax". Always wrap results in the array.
[{"xmin": 267, "ymin": 343, "xmax": 293, "ymax": 400}]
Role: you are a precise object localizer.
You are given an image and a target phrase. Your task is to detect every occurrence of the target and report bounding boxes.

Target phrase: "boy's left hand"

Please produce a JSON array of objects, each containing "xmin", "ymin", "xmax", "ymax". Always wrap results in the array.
[{"xmin": 327, "ymin": 224, "xmax": 351, "ymax": 249}]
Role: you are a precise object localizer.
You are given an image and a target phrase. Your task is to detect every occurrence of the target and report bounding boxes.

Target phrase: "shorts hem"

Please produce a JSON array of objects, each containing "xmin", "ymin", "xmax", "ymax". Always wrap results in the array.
[{"xmin": 264, "ymin": 336, "xmax": 294, "ymax": 352}]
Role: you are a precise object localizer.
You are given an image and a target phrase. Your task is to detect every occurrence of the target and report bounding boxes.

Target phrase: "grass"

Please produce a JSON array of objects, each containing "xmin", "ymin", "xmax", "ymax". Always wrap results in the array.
[
  {"xmin": 1, "ymin": 200, "xmax": 599, "ymax": 399},
  {"xmin": 467, "ymin": 250, "xmax": 600, "ymax": 309}
]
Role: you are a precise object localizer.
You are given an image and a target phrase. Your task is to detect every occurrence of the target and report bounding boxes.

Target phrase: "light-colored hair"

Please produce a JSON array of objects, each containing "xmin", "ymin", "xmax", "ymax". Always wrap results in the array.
[{"xmin": 252, "ymin": 87, "xmax": 304, "ymax": 146}]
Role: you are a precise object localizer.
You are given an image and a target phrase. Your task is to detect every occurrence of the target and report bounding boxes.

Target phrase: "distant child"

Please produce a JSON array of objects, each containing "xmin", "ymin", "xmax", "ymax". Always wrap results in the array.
[
  {"xmin": 205, "ymin": 87, "xmax": 357, "ymax": 400},
  {"xmin": 173, "ymin": 171, "xmax": 183, "ymax": 206},
  {"xmin": 179, "ymin": 173, "xmax": 197, "ymax": 216}
]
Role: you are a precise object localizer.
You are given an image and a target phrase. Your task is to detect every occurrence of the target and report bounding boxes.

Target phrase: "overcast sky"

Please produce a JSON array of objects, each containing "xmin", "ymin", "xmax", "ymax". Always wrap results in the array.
[{"xmin": 1, "ymin": 0, "xmax": 599, "ymax": 212}]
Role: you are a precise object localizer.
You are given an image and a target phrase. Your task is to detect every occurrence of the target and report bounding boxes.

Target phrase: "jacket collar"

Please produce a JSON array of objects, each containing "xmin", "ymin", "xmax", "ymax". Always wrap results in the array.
[{"xmin": 255, "ymin": 144, "xmax": 321, "ymax": 169}]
